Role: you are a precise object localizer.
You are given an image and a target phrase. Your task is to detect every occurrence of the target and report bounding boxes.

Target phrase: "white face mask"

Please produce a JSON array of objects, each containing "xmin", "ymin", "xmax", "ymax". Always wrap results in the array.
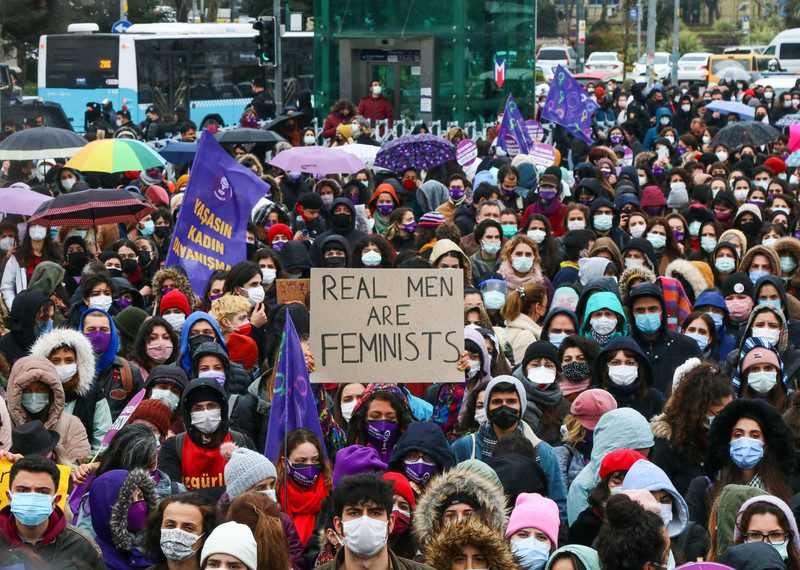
[
  {"xmin": 591, "ymin": 316, "xmax": 618, "ymax": 335},
  {"xmin": 681, "ymin": 104, "xmax": 691, "ymax": 113},
  {"xmin": 88, "ymin": 294, "xmax": 113, "ymax": 312},
  {"xmin": 303, "ymin": 135, "xmax": 316, "ymax": 145},
  {"xmin": 625, "ymin": 258, "xmax": 644, "ymax": 269},
  {"xmin": 752, "ymin": 326, "xmax": 780, "ymax": 346},
  {"xmin": 608, "ymin": 364, "xmax": 638, "ymax": 386},
  {"xmin": 371, "ymin": 85, "xmax": 382, "ymax": 95},
  {"xmin": 638, "ymin": 175, "xmax": 648, "ymax": 186},
  {"xmin": 245, "ymin": 286, "xmax": 265, "ymax": 305},
  {"xmin": 0, "ymin": 236, "xmax": 15, "ymax": 252},
  {"xmin": 716, "ymin": 151, "xmax": 729, "ymax": 162},
  {"xmin": 55, "ymin": 363, "xmax": 77, "ymax": 384},
  {"xmin": 567, "ymin": 220, "xmax": 585, "ymax": 232},
  {"xmin": 61, "ymin": 178, "xmax": 76, "ymax": 191},
  {"xmin": 163, "ymin": 313, "xmax": 185, "ymax": 332},
  {"xmin": 734, "ymin": 189, "xmax": 749, "ymax": 202},
  {"xmin": 512, "ymin": 256, "xmax": 534, "ymax": 273},
  {"xmin": 191, "ymin": 409, "xmax": 222, "ymax": 434},
  {"xmin": 748, "ymin": 370, "xmax": 778, "ymax": 394},
  {"xmin": 474, "ymin": 407, "xmax": 488, "ymax": 426},
  {"xmin": 526, "ymin": 365, "xmax": 556, "ymax": 386},
  {"xmin": 629, "ymin": 223, "xmax": 646, "ymax": 238},
  {"xmin": 261, "ymin": 267, "xmax": 277, "ymax": 285},
  {"xmin": 340, "ymin": 400, "xmax": 357, "ymax": 422},
  {"xmin": 466, "ymin": 359, "xmax": 482, "ymax": 379},
  {"xmin": 341, "ymin": 515, "xmax": 388, "ymax": 558},
  {"xmin": 702, "ymin": 135, "xmax": 711, "ymax": 144},
  {"xmin": 527, "ymin": 229, "xmax": 546, "ymax": 244},
  {"xmin": 28, "ymin": 225, "xmax": 47, "ymax": 241}
]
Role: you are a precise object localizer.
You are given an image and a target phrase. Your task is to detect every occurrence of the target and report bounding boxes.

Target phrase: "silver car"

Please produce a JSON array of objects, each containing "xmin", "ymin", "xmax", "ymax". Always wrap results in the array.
[
  {"xmin": 677, "ymin": 52, "xmax": 712, "ymax": 83},
  {"xmin": 538, "ymin": 45, "xmax": 577, "ymax": 81}
]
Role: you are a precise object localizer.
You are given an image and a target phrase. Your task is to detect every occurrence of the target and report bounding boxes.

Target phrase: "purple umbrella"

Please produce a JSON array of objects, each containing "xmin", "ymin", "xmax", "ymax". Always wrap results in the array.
[
  {"xmin": 268, "ymin": 146, "xmax": 366, "ymax": 175},
  {"xmin": 0, "ymin": 184, "xmax": 53, "ymax": 216},
  {"xmin": 374, "ymin": 133, "xmax": 456, "ymax": 172}
]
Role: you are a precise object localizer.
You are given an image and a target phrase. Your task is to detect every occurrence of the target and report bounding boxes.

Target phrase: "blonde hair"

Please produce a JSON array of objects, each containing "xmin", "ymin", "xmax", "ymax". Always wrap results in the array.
[
  {"xmin": 209, "ymin": 294, "xmax": 251, "ymax": 329},
  {"xmin": 499, "ymin": 281, "xmax": 546, "ymax": 322},
  {"xmin": 501, "ymin": 234, "xmax": 540, "ymax": 265},
  {"xmin": 562, "ymin": 414, "xmax": 586, "ymax": 446}
]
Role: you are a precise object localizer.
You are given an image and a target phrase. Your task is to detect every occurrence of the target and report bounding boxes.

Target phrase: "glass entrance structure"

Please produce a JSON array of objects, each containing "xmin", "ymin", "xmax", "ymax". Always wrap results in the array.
[{"xmin": 313, "ymin": 0, "xmax": 537, "ymax": 124}]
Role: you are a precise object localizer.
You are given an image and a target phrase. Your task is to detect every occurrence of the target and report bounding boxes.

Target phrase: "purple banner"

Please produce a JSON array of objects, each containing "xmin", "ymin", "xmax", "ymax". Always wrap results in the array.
[
  {"xmin": 525, "ymin": 120, "xmax": 544, "ymax": 142},
  {"xmin": 496, "ymin": 94, "xmax": 532, "ymax": 155},
  {"xmin": 541, "ymin": 65, "xmax": 599, "ymax": 145},
  {"xmin": 164, "ymin": 130, "xmax": 270, "ymax": 293}
]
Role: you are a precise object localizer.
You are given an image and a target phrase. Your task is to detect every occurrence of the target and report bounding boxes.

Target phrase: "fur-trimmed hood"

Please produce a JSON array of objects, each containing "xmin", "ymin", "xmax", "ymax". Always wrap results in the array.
[
  {"xmin": 619, "ymin": 265, "xmax": 656, "ymax": 305},
  {"xmin": 28, "ymin": 328, "xmax": 96, "ymax": 397},
  {"xmin": 664, "ymin": 259, "xmax": 710, "ymax": 304},
  {"xmin": 423, "ymin": 518, "xmax": 520, "ymax": 570},
  {"xmin": 412, "ymin": 465, "xmax": 507, "ymax": 547},
  {"xmin": 7, "ymin": 356, "xmax": 65, "ymax": 429},
  {"xmin": 152, "ymin": 268, "xmax": 194, "ymax": 316},
  {"xmin": 738, "ymin": 245, "xmax": 780, "ymax": 276},
  {"xmin": 649, "ymin": 413, "xmax": 672, "ymax": 440}
]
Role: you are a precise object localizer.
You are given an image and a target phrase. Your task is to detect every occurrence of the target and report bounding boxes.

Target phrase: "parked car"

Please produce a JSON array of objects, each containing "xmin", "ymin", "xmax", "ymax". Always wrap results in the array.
[
  {"xmin": 754, "ymin": 73, "xmax": 800, "ymax": 95},
  {"xmin": 706, "ymin": 53, "xmax": 777, "ymax": 84},
  {"xmin": 585, "ymin": 52, "xmax": 624, "ymax": 75},
  {"xmin": 537, "ymin": 45, "xmax": 577, "ymax": 81},
  {"xmin": 633, "ymin": 52, "xmax": 672, "ymax": 81},
  {"xmin": 677, "ymin": 52, "xmax": 712, "ymax": 83},
  {"xmin": 724, "ymin": 45, "xmax": 768, "ymax": 54},
  {"xmin": 1, "ymin": 99, "xmax": 73, "ymax": 131},
  {"xmin": 572, "ymin": 71, "xmax": 622, "ymax": 86},
  {"xmin": 764, "ymin": 28, "xmax": 800, "ymax": 73}
]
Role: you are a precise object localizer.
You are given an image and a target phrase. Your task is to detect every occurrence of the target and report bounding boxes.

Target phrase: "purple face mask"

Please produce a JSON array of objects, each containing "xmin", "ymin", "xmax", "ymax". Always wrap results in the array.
[
  {"xmin": 209, "ymin": 293, "xmax": 223, "ymax": 302},
  {"xmin": 366, "ymin": 419, "xmax": 400, "ymax": 462},
  {"xmin": 652, "ymin": 165, "xmax": 665, "ymax": 177},
  {"xmin": 403, "ymin": 459, "xmax": 438, "ymax": 485},
  {"xmin": 271, "ymin": 240, "xmax": 287, "ymax": 252},
  {"xmin": 449, "ymin": 187, "xmax": 465, "ymax": 201},
  {"xmin": 85, "ymin": 330, "xmax": 111, "ymax": 354},
  {"xmin": 127, "ymin": 500, "xmax": 148, "ymax": 533},
  {"xmin": 676, "ymin": 146, "xmax": 688, "ymax": 156},
  {"xmin": 794, "ymin": 230, "xmax": 800, "ymax": 240},
  {"xmin": 580, "ymin": 198, "xmax": 592, "ymax": 206},
  {"xmin": 539, "ymin": 189, "xmax": 557, "ymax": 201},
  {"xmin": 376, "ymin": 203, "xmax": 393, "ymax": 215},
  {"xmin": 287, "ymin": 462, "xmax": 321, "ymax": 488},
  {"xmin": 403, "ymin": 221, "xmax": 417, "ymax": 234},
  {"xmin": 117, "ymin": 298, "xmax": 132, "ymax": 309},
  {"xmin": 672, "ymin": 229, "xmax": 685, "ymax": 242},
  {"xmin": 610, "ymin": 134, "xmax": 623, "ymax": 145},
  {"xmin": 644, "ymin": 206, "xmax": 662, "ymax": 217}
]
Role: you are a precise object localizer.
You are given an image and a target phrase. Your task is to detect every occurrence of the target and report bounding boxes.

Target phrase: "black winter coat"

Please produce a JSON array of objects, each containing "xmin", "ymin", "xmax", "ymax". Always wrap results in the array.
[
  {"xmin": 230, "ymin": 380, "xmax": 272, "ymax": 453},
  {"xmin": 650, "ymin": 436, "xmax": 705, "ymax": 498}
]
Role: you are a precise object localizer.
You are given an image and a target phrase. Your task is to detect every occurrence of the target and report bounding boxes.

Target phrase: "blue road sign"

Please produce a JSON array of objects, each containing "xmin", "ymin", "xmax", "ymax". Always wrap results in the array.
[
  {"xmin": 112, "ymin": 20, "xmax": 133, "ymax": 33},
  {"xmin": 629, "ymin": 8, "xmax": 638, "ymax": 20}
]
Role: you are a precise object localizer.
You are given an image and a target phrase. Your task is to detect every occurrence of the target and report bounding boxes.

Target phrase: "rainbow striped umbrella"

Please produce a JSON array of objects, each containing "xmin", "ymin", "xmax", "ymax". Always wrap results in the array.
[{"xmin": 64, "ymin": 138, "xmax": 166, "ymax": 173}]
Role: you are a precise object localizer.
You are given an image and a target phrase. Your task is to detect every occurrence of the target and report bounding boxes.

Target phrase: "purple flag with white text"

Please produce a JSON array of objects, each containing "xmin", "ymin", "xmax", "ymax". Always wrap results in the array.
[
  {"xmin": 541, "ymin": 64, "xmax": 599, "ymax": 145},
  {"xmin": 496, "ymin": 94, "xmax": 532, "ymax": 155}
]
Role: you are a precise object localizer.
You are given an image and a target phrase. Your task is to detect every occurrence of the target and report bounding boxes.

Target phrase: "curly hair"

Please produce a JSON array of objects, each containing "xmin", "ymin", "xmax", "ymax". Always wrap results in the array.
[
  {"xmin": 346, "ymin": 390, "xmax": 413, "ymax": 447},
  {"xmin": 500, "ymin": 234, "xmax": 540, "ymax": 266},
  {"xmin": 352, "ymin": 234, "xmax": 397, "ymax": 268},
  {"xmin": 663, "ymin": 361, "xmax": 733, "ymax": 460},
  {"xmin": 129, "ymin": 316, "xmax": 180, "ymax": 371},
  {"xmin": 598, "ymin": 494, "xmax": 668, "ymax": 570},
  {"xmin": 142, "ymin": 492, "xmax": 218, "ymax": 565}
]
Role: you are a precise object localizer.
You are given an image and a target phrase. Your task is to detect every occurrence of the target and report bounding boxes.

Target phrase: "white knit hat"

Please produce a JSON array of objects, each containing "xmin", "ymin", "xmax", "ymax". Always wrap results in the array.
[{"xmin": 200, "ymin": 522, "xmax": 258, "ymax": 570}]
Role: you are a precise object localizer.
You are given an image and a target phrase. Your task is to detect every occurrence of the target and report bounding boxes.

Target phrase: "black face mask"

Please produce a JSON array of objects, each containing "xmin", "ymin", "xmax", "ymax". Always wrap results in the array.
[
  {"xmin": 121, "ymin": 259, "xmax": 137, "ymax": 274},
  {"xmin": 324, "ymin": 256, "xmax": 347, "ymax": 268},
  {"xmin": 154, "ymin": 226, "xmax": 172, "ymax": 239},
  {"xmin": 332, "ymin": 213, "xmax": 352, "ymax": 229},
  {"xmin": 189, "ymin": 334, "xmax": 216, "ymax": 353},
  {"xmin": 138, "ymin": 250, "xmax": 153, "ymax": 267},
  {"xmin": 246, "ymin": 243, "xmax": 257, "ymax": 260},
  {"xmin": 67, "ymin": 251, "xmax": 88, "ymax": 269},
  {"xmin": 738, "ymin": 221, "xmax": 761, "ymax": 236},
  {"xmin": 107, "ymin": 267, "xmax": 123, "ymax": 278},
  {"xmin": 488, "ymin": 405, "xmax": 519, "ymax": 430}
]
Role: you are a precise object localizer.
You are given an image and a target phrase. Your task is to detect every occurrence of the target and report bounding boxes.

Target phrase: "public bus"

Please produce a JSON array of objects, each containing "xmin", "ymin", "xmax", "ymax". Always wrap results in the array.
[{"xmin": 38, "ymin": 22, "xmax": 313, "ymax": 132}]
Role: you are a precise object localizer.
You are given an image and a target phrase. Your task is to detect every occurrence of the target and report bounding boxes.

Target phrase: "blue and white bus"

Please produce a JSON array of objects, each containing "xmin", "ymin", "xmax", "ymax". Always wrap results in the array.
[{"xmin": 38, "ymin": 22, "xmax": 313, "ymax": 132}]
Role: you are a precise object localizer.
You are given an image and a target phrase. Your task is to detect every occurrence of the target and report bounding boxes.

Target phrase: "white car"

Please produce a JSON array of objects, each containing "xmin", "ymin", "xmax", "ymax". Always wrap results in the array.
[
  {"xmin": 677, "ymin": 52, "xmax": 712, "ymax": 83},
  {"xmin": 585, "ymin": 52, "xmax": 624, "ymax": 74},
  {"xmin": 633, "ymin": 52, "xmax": 673, "ymax": 81},
  {"xmin": 538, "ymin": 45, "xmax": 577, "ymax": 81}
]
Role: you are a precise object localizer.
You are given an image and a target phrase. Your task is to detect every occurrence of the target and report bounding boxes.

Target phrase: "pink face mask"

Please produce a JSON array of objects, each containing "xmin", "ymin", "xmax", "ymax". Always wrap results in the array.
[{"xmin": 726, "ymin": 297, "xmax": 754, "ymax": 323}]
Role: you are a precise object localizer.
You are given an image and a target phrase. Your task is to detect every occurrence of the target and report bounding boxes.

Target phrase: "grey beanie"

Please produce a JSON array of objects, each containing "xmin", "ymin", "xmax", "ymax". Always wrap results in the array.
[{"xmin": 224, "ymin": 447, "xmax": 278, "ymax": 499}]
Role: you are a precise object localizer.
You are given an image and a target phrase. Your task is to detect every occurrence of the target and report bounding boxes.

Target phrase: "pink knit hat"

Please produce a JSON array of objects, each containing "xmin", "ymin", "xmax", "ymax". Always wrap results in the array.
[
  {"xmin": 741, "ymin": 346, "xmax": 780, "ymax": 372},
  {"xmin": 570, "ymin": 389, "xmax": 618, "ymax": 430},
  {"xmin": 505, "ymin": 493, "xmax": 560, "ymax": 547}
]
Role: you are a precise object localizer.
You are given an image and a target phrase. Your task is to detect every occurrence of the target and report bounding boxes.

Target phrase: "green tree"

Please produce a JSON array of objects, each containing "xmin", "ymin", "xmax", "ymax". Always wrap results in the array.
[
  {"xmin": 656, "ymin": 28, "xmax": 706, "ymax": 52},
  {"xmin": 537, "ymin": 1, "xmax": 560, "ymax": 38}
]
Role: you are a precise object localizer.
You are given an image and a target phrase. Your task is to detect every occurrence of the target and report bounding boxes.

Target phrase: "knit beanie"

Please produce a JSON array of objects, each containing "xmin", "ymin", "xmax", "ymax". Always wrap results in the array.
[
  {"xmin": 741, "ymin": 346, "xmax": 780, "ymax": 372},
  {"xmin": 176, "ymin": 174, "xmax": 189, "ymax": 191},
  {"xmin": 505, "ymin": 493, "xmax": 560, "ymax": 546},
  {"xmin": 721, "ymin": 272, "xmax": 754, "ymax": 299},
  {"xmin": 764, "ymin": 156, "xmax": 787, "ymax": 176},
  {"xmin": 382, "ymin": 471, "xmax": 416, "ymax": 509},
  {"xmin": 113, "ymin": 307, "xmax": 149, "ymax": 342},
  {"xmin": 224, "ymin": 448, "xmax": 278, "ymax": 500},
  {"xmin": 159, "ymin": 289, "xmax": 190, "ymax": 316},
  {"xmin": 201, "ymin": 522, "xmax": 258, "ymax": 570},
  {"xmin": 570, "ymin": 389, "xmax": 618, "ymax": 430},
  {"xmin": 521, "ymin": 341, "xmax": 560, "ymax": 371},
  {"xmin": 599, "ymin": 449, "xmax": 649, "ymax": 480},
  {"xmin": 226, "ymin": 333, "xmax": 259, "ymax": 369},
  {"xmin": 267, "ymin": 223, "xmax": 293, "ymax": 244},
  {"xmin": 418, "ymin": 211, "xmax": 446, "ymax": 228},
  {"xmin": 145, "ymin": 184, "xmax": 170, "ymax": 207},
  {"xmin": 332, "ymin": 445, "xmax": 387, "ymax": 486},
  {"xmin": 129, "ymin": 399, "xmax": 172, "ymax": 438}
]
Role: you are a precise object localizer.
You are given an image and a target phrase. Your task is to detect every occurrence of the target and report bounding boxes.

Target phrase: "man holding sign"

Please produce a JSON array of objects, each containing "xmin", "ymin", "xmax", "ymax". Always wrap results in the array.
[{"xmin": 0, "ymin": 456, "xmax": 103, "ymax": 568}]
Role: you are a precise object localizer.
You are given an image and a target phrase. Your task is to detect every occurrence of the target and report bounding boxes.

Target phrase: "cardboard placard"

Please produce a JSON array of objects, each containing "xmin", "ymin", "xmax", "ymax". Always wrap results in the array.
[
  {"xmin": 0, "ymin": 460, "xmax": 71, "ymax": 510},
  {"xmin": 525, "ymin": 120, "xmax": 544, "ymax": 142},
  {"xmin": 456, "ymin": 140, "xmax": 478, "ymax": 166},
  {"xmin": 276, "ymin": 278, "xmax": 311, "ymax": 304},
  {"xmin": 309, "ymin": 268, "xmax": 464, "ymax": 383}
]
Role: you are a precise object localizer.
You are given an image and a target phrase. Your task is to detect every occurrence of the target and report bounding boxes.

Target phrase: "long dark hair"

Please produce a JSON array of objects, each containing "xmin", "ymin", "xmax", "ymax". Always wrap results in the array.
[
  {"xmin": 223, "ymin": 261, "xmax": 260, "ymax": 294},
  {"xmin": 202, "ymin": 269, "xmax": 228, "ymax": 311},
  {"xmin": 16, "ymin": 228, "xmax": 61, "ymax": 265},
  {"xmin": 735, "ymin": 501, "xmax": 800, "ymax": 570},
  {"xmin": 526, "ymin": 214, "xmax": 559, "ymax": 278},
  {"xmin": 346, "ymin": 391, "xmax": 413, "ymax": 446},
  {"xmin": 96, "ymin": 424, "xmax": 158, "ymax": 476},
  {"xmin": 142, "ymin": 492, "xmax": 219, "ymax": 567},
  {"xmin": 129, "ymin": 316, "xmax": 180, "ymax": 371}
]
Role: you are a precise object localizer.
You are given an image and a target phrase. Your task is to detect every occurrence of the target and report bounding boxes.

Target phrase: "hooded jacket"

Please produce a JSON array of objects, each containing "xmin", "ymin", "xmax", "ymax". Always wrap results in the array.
[
  {"xmin": 311, "ymin": 198, "xmax": 366, "ymax": 265},
  {"xmin": 429, "ymin": 239, "xmax": 472, "ymax": 285},
  {"xmin": 29, "ymin": 328, "xmax": 112, "ymax": 455},
  {"xmin": 622, "ymin": 238, "xmax": 659, "ymax": 275},
  {"xmin": 316, "ymin": 234, "xmax": 352, "ymax": 268},
  {"xmin": 664, "ymin": 259, "xmax": 710, "ymax": 303},
  {"xmin": 731, "ymin": 337, "xmax": 792, "ymax": 406},
  {"xmin": 643, "ymin": 107, "xmax": 674, "ymax": 151},
  {"xmin": 229, "ymin": 377, "xmax": 271, "ymax": 453},
  {"xmin": 190, "ymin": 341, "xmax": 249, "ymax": 397},
  {"xmin": 714, "ymin": 485, "xmax": 770, "ymax": 560},
  {"xmin": 579, "ymin": 290, "xmax": 628, "ymax": 342},
  {"xmin": 567, "ymin": 407, "xmax": 654, "ymax": 525},
  {"xmin": 588, "ymin": 199, "xmax": 629, "ymax": 250},
  {"xmin": 694, "ymin": 289, "xmax": 737, "ymax": 358},
  {"xmin": 7, "ymin": 356, "xmax": 90, "ymax": 463},
  {"xmin": 575, "ymin": 277, "xmax": 621, "ymax": 323},
  {"xmin": 423, "ymin": 517, "xmax": 520, "ymax": 570},
  {"xmin": 279, "ymin": 241, "xmax": 313, "ymax": 276},
  {"xmin": 733, "ymin": 495, "xmax": 800, "ymax": 557},
  {"xmin": 412, "ymin": 465, "xmax": 507, "ymax": 549},
  {"xmin": 720, "ymin": 541, "xmax": 787, "ymax": 570},
  {"xmin": 545, "ymin": 545, "xmax": 600, "ymax": 570},
  {"xmin": 511, "ymin": 364, "xmax": 571, "ymax": 446},
  {"xmin": 754, "ymin": 274, "xmax": 800, "ymax": 349},
  {"xmin": 0, "ymin": 289, "xmax": 49, "ymax": 379},
  {"xmin": 388, "ymin": 421, "xmax": 455, "ymax": 473},
  {"xmin": 626, "ymin": 282, "xmax": 702, "ymax": 395}
]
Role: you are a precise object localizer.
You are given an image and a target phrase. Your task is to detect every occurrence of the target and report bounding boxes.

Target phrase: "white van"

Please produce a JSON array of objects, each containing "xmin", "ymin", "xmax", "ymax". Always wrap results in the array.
[{"xmin": 765, "ymin": 28, "xmax": 800, "ymax": 72}]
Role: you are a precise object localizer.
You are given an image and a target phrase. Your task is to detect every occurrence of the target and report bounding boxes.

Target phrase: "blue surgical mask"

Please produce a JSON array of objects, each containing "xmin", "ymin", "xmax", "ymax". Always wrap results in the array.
[
  {"xmin": 140, "ymin": 219, "xmax": 155, "ymax": 237},
  {"xmin": 750, "ymin": 270, "xmax": 770, "ymax": 284},
  {"xmin": 715, "ymin": 257, "xmax": 736, "ymax": 273},
  {"xmin": 10, "ymin": 492, "xmax": 54, "ymax": 527},
  {"xmin": 686, "ymin": 332, "xmax": 708, "ymax": 350},
  {"xmin": 729, "ymin": 436, "xmax": 764, "ymax": 469},
  {"xmin": 634, "ymin": 312, "xmax": 662, "ymax": 335},
  {"xmin": 758, "ymin": 299, "xmax": 782, "ymax": 311},
  {"xmin": 593, "ymin": 214, "xmax": 613, "ymax": 232},
  {"xmin": 700, "ymin": 236, "xmax": 718, "ymax": 253},
  {"xmin": 482, "ymin": 241, "xmax": 501, "ymax": 255},
  {"xmin": 706, "ymin": 311, "xmax": 724, "ymax": 330},
  {"xmin": 780, "ymin": 256, "xmax": 797, "ymax": 273},
  {"xmin": 510, "ymin": 536, "xmax": 550, "ymax": 570},
  {"xmin": 482, "ymin": 291, "xmax": 506, "ymax": 310},
  {"xmin": 21, "ymin": 393, "xmax": 49, "ymax": 414},
  {"xmin": 548, "ymin": 332, "xmax": 568, "ymax": 349},
  {"xmin": 646, "ymin": 232, "xmax": 667, "ymax": 250},
  {"xmin": 361, "ymin": 250, "xmax": 382, "ymax": 267}
]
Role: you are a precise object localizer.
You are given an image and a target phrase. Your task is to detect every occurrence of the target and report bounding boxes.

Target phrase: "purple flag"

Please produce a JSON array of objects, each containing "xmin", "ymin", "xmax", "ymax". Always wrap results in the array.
[
  {"xmin": 541, "ymin": 64, "xmax": 600, "ymax": 145},
  {"xmin": 496, "ymin": 94, "xmax": 532, "ymax": 155},
  {"xmin": 164, "ymin": 130, "xmax": 269, "ymax": 293},
  {"xmin": 264, "ymin": 313, "xmax": 327, "ymax": 461}
]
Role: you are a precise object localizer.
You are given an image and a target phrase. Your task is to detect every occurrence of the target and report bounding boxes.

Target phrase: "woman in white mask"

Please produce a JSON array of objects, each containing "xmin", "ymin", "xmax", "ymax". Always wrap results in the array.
[
  {"xmin": 1, "ymin": 221, "xmax": 61, "ymax": 310},
  {"xmin": 595, "ymin": 337, "xmax": 665, "ymax": 420},
  {"xmin": 252, "ymin": 249, "xmax": 284, "ymax": 305},
  {"xmin": 733, "ymin": 336, "xmax": 790, "ymax": 413},
  {"xmin": 498, "ymin": 234, "xmax": 546, "ymax": 292},
  {"xmin": 334, "ymin": 383, "xmax": 366, "ymax": 431}
]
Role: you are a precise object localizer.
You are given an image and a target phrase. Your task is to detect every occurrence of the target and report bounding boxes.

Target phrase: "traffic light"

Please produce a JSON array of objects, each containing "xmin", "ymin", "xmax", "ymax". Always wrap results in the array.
[{"xmin": 253, "ymin": 16, "xmax": 276, "ymax": 66}]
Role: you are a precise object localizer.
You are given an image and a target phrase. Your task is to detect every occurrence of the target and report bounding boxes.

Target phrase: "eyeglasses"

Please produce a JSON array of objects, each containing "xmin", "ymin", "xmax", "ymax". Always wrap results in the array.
[{"xmin": 744, "ymin": 531, "xmax": 789, "ymax": 545}]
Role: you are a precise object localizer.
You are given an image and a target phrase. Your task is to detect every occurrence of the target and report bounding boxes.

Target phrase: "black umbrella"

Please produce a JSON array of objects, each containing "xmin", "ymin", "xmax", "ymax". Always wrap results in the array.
[
  {"xmin": 0, "ymin": 127, "xmax": 87, "ymax": 160},
  {"xmin": 214, "ymin": 128, "xmax": 286, "ymax": 145},
  {"xmin": 28, "ymin": 188, "xmax": 155, "ymax": 228},
  {"xmin": 709, "ymin": 122, "xmax": 780, "ymax": 150},
  {"xmin": 264, "ymin": 112, "xmax": 305, "ymax": 132}
]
